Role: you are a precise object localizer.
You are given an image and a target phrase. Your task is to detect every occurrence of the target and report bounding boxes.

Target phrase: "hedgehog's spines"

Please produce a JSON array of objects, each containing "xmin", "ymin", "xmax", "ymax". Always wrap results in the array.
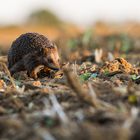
[{"xmin": 7, "ymin": 32, "xmax": 60, "ymax": 78}]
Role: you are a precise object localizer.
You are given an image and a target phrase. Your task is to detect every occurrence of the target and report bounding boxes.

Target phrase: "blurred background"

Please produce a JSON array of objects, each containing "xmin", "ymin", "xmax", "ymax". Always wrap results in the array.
[{"xmin": 1, "ymin": 0, "xmax": 140, "ymax": 56}]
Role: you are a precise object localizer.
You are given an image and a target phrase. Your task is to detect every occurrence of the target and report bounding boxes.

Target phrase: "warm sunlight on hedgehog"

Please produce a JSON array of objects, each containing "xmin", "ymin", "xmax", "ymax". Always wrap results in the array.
[{"xmin": 8, "ymin": 32, "xmax": 60, "ymax": 79}]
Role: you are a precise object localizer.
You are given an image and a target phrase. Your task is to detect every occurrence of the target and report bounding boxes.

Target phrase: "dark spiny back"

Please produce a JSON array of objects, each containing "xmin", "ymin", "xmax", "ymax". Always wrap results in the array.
[{"xmin": 8, "ymin": 32, "xmax": 53, "ymax": 69}]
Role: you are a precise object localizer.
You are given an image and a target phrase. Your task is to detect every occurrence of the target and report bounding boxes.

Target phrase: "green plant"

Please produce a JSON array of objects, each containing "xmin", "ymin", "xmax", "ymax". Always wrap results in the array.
[{"xmin": 27, "ymin": 9, "xmax": 62, "ymax": 26}]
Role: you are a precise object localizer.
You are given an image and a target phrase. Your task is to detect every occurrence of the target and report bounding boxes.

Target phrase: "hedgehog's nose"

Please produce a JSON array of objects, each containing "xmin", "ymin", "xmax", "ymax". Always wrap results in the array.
[{"xmin": 53, "ymin": 67, "xmax": 60, "ymax": 71}]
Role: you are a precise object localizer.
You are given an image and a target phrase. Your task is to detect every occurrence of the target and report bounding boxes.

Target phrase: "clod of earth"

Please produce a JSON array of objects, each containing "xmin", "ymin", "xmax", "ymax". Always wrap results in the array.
[{"xmin": 100, "ymin": 57, "xmax": 139, "ymax": 75}]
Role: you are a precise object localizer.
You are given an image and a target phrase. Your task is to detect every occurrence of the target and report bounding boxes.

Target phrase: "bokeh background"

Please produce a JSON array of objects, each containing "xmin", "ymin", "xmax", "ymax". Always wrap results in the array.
[{"xmin": 1, "ymin": 0, "xmax": 140, "ymax": 54}]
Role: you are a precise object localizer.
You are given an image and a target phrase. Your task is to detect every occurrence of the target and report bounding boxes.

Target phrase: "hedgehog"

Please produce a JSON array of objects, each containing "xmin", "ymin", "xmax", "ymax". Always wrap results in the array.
[{"xmin": 8, "ymin": 32, "xmax": 60, "ymax": 79}]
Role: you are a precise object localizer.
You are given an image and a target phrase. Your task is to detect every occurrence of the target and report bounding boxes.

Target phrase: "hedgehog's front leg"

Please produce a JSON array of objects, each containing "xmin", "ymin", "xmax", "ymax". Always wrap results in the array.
[
  {"xmin": 27, "ymin": 65, "xmax": 44, "ymax": 79},
  {"xmin": 9, "ymin": 59, "xmax": 25, "ymax": 76}
]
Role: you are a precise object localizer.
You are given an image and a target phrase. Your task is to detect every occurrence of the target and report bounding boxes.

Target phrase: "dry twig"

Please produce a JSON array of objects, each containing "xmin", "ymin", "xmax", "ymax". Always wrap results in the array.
[
  {"xmin": 0, "ymin": 56, "xmax": 7, "ymax": 63},
  {"xmin": 63, "ymin": 67, "xmax": 100, "ymax": 108},
  {"xmin": 0, "ymin": 62, "xmax": 16, "ymax": 88}
]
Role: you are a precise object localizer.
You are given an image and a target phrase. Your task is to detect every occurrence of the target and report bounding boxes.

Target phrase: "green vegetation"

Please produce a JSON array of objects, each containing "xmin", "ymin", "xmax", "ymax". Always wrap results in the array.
[
  {"xmin": 27, "ymin": 9, "xmax": 62, "ymax": 26},
  {"xmin": 80, "ymin": 72, "xmax": 92, "ymax": 81}
]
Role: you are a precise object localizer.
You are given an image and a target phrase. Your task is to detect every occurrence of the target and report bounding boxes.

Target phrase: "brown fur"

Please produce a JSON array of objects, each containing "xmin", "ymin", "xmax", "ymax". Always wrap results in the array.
[{"xmin": 8, "ymin": 32, "xmax": 60, "ymax": 79}]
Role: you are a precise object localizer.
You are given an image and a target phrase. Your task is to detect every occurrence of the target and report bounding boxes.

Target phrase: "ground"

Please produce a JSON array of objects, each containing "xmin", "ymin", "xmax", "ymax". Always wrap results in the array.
[{"xmin": 0, "ymin": 26, "xmax": 140, "ymax": 140}]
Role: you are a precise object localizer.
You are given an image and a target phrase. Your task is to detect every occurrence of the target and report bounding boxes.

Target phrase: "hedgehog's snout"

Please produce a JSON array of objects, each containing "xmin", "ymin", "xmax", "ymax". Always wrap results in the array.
[{"xmin": 42, "ymin": 57, "xmax": 60, "ymax": 71}]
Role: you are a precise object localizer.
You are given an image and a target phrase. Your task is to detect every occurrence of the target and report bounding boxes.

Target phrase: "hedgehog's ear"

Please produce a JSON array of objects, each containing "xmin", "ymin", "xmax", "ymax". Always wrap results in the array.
[
  {"xmin": 50, "ymin": 42, "xmax": 56, "ymax": 48},
  {"xmin": 53, "ymin": 43, "xmax": 57, "ymax": 49}
]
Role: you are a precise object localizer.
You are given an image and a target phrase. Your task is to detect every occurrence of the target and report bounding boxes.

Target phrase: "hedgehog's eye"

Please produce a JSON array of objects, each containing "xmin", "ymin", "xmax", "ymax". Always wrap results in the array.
[{"xmin": 48, "ymin": 58, "xmax": 53, "ymax": 63}]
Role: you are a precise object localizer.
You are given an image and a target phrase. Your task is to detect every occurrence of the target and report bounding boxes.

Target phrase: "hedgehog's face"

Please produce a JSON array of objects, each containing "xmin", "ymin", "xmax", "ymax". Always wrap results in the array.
[{"xmin": 41, "ymin": 44, "xmax": 60, "ymax": 71}]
